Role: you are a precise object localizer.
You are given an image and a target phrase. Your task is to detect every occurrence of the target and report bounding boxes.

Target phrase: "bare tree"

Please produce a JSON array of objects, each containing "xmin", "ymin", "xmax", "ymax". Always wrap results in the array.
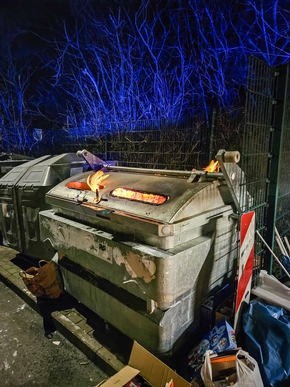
[
  {"xmin": 1, "ymin": 0, "xmax": 289, "ymax": 154},
  {"xmin": 52, "ymin": 0, "xmax": 289, "ymax": 134},
  {"xmin": 0, "ymin": 29, "xmax": 36, "ymax": 153},
  {"xmin": 51, "ymin": 0, "xmax": 207, "ymax": 137}
]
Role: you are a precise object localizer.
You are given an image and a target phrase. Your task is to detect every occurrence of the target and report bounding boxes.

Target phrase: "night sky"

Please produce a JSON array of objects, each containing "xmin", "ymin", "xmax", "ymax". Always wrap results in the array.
[{"xmin": 1, "ymin": 0, "xmax": 72, "ymax": 45}]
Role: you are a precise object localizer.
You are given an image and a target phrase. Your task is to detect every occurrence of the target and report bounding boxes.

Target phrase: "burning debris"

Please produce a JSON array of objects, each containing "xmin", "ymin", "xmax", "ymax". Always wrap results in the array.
[
  {"xmin": 65, "ymin": 181, "xmax": 91, "ymax": 190},
  {"xmin": 203, "ymin": 160, "xmax": 220, "ymax": 173},
  {"xmin": 111, "ymin": 188, "xmax": 168, "ymax": 205},
  {"xmin": 86, "ymin": 170, "xmax": 109, "ymax": 203},
  {"xmin": 86, "ymin": 170, "xmax": 109, "ymax": 191},
  {"xmin": 65, "ymin": 170, "xmax": 110, "ymax": 203}
]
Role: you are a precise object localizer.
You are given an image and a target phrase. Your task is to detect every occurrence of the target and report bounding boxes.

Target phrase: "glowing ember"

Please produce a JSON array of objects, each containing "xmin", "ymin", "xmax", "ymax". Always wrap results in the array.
[
  {"xmin": 111, "ymin": 188, "xmax": 168, "ymax": 205},
  {"xmin": 66, "ymin": 181, "xmax": 91, "ymax": 190},
  {"xmin": 87, "ymin": 170, "xmax": 109, "ymax": 192},
  {"xmin": 203, "ymin": 160, "xmax": 220, "ymax": 173}
]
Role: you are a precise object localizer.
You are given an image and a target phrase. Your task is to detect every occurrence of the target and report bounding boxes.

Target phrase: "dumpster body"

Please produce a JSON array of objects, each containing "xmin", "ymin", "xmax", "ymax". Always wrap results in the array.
[
  {"xmin": 39, "ymin": 160, "xmax": 246, "ymax": 353},
  {"xmin": 0, "ymin": 154, "xmax": 85, "ymax": 259}
]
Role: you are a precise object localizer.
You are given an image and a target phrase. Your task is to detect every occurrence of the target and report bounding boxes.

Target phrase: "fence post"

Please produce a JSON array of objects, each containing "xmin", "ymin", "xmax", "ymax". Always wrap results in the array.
[
  {"xmin": 209, "ymin": 108, "xmax": 216, "ymax": 162},
  {"xmin": 264, "ymin": 64, "xmax": 289, "ymax": 273}
]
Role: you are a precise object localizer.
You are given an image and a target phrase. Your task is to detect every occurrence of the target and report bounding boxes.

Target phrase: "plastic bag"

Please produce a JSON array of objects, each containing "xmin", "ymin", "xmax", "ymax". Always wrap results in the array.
[
  {"xmin": 19, "ymin": 259, "xmax": 64, "ymax": 299},
  {"xmin": 243, "ymin": 300, "xmax": 290, "ymax": 386},
  {"xmin": 282, "ymin": 255, "xmax": 290, "ymax": 274},
  {"xmin": 201, "ymin": 349, "xmax": 264, "ymax": 387}
]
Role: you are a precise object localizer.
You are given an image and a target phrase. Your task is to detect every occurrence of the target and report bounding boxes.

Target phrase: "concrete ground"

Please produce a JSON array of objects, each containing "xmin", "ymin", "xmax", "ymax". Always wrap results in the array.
[{"xmin": 0, "ymin": 246, "xmax": 132, "ymax": 386}]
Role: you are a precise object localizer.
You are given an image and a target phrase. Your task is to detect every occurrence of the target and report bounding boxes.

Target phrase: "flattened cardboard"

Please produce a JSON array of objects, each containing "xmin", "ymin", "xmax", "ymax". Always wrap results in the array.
[
  {"xmin": 129, "ymin": 342, "xmax": 192, "ymax": 387},
  {"xmin": 100, "ymin": 342, "xmax": 195, "ymax": 387},
  {"xmin": 101, "ymin": 365, "xmax": 140, "ymax": 386}
]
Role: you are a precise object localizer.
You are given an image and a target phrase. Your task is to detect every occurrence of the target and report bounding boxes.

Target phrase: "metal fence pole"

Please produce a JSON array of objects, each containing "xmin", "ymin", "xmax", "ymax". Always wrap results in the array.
[{"xmin": 265, "ymin": 64, "xmax": 289, "ymax": 273}]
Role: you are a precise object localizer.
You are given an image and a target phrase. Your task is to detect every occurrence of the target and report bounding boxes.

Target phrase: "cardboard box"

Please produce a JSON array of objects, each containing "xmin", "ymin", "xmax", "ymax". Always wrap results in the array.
[
  {"xmin": 215, "ymin": 295, "xmax": 234, "ymax": 324},
  {"xmin": 100, "ymin": 341, "xmax": 198, "ymax": 387},
  {"xmin": 187, "ymin": 319, "xmax": 237, "ymax": 375},
  {"xmin": 215, "ymin": 311, "xmax": 232, "ymax": 324},
  {"xmin": 203, "ymin": 319, "xmax": 236, "ymax": 353},
  {"xmin": 205, "ymin": 351, "xmax": 242, "ymax": 386}
]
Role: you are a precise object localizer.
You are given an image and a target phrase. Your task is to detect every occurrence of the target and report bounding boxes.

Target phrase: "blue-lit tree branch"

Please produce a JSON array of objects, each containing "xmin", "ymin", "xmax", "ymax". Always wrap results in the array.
[
  {"xmin": 0, "ymin": 31, "xmax": 37, "ymax": 153},
  {"xmin": 0, "ymin": 0, "xmax": 289, "ymax": 152}
]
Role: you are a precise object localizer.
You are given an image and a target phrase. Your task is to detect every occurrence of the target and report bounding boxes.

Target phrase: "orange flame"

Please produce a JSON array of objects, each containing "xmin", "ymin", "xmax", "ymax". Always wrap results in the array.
[
  {"xmin": 203, "ymin": 160, "xmax": 220, "ymax": 173},
  {"xmin": 111, "ymin": 188, "xmax": 168, "ymax": 205},
  {"xmin": 86, "ymin": 170, "xmax": 109, "ymax": 192},
  {"xmin": 66, "ymin": 181, "xmax": 91, "ymax": 190}
]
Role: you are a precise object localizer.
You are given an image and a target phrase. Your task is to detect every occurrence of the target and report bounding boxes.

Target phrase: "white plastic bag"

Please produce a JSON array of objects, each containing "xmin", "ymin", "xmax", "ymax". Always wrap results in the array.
[{"xmin": 201, "ymin": 349, "xmax": 264, "ymax": 387}]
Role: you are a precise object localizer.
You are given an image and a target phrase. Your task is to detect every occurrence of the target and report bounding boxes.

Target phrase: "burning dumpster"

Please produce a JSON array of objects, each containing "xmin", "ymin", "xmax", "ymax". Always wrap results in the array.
[{"xmin": 39, "ymin": 149, "xmax": 247, "ymax": 354}]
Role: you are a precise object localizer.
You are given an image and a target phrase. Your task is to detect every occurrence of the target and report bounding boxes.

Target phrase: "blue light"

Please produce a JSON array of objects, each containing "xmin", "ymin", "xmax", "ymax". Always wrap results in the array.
[{"xmin": 0, "ymin": 1, "xmax": 289, "ymax": 150}]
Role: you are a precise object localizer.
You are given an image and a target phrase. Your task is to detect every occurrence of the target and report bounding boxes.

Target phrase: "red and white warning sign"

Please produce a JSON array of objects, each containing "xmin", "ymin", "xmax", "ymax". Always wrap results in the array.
[{"xmin": 234, "ymin": 211, "xmax": 255, "ymax": 330}]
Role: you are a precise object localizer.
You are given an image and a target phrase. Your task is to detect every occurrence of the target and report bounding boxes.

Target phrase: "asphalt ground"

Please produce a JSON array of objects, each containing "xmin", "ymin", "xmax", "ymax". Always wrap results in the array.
[
  {"xmin": 0, "ymin": 280, "xmax": 108, "ymax": 387},
  {"xmin": 0, "ymin": 245, "xmax": 132, "ymax": 386},
  {"xmin": 0, "ymin": 245, "xmax": 211, "ymax": 386}
]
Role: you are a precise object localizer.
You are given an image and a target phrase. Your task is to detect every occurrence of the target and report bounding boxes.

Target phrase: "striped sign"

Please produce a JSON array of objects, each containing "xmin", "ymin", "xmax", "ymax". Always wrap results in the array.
[{"xmin": 234, "ymin": 211, "xmax": 255, "ymax": 330}]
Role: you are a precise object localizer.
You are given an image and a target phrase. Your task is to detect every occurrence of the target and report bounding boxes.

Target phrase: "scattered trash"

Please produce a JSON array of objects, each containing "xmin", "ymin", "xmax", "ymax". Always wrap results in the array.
[
  {"xmin": 100, "ymin": 341, "xmax": 193, "ymax": 387},
  {"xmin": 186, "ymin": 319, "xmax": 237, "ymax": 384},
  {"xmin": 251, "ymin": 270, "xmax": 290, "ymax": 311},
  {"xmin": 243, "ymin": 299, "xmax": 290, "ymax": 386},
  {"xmin": 201, "ymin": 349, "xmax": 264, "ymax": 386},
  {"xmin": 52, "ymin": 341, "xmax": 61, "ymax": 346},
  {"xmin": 282, "ymin": 255, "xmax": 290, "ymax": 274},
  {"xmin": 256, "ymin": 230, "xmax": 290, "ymax": 279}
]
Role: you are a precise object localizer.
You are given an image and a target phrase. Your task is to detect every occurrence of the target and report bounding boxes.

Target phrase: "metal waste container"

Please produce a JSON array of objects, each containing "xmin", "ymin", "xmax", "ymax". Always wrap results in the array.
[
  {"xmin": 39, "ymin": 153, "xmax": 246, "ymax": 354},
  {"xmin": 0, "ymin": 153, "xmax": 86, "ymax": 259},
  {"xmin": 0, "ymin": 153, "xmax": 33, "ymax": 178}
]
